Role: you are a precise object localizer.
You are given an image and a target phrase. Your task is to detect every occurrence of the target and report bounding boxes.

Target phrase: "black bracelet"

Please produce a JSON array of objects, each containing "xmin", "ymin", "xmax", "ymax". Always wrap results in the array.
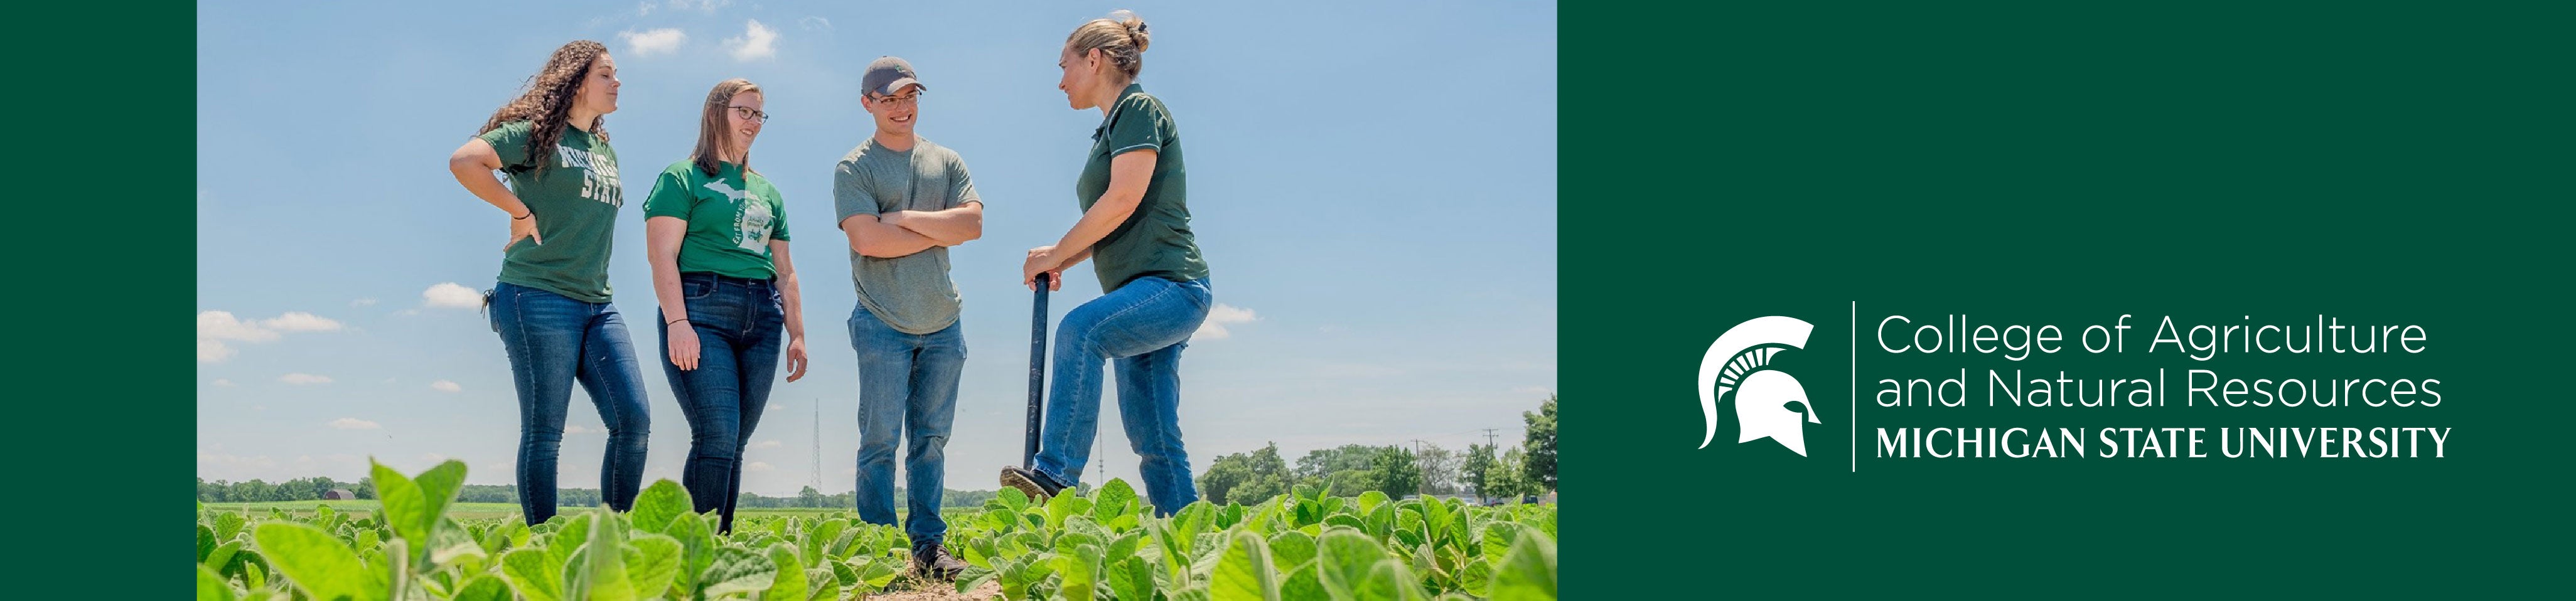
[
  {"xmin": 512, "ymin": 212, "xmax": 532, "ymax": 220},
  {"xmin": 667, "ymin": 317, "xmax": 688, "ymax": 326}
]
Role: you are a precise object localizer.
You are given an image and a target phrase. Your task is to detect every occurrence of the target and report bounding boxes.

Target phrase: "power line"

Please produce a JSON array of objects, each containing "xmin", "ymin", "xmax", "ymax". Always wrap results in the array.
[{"xmin": 810, "ymin": 399, "xmax": 822, "ymax": 492}]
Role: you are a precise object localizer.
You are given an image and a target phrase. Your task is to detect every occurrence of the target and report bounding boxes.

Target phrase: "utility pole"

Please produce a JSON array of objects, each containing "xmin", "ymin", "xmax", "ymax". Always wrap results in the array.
[
  {"xmin": 1482, "ymin": 428, "xmax": 1500, "ymax": 450},
  {"xmin": 1409, "ymin": 439, "xmax": 1427, "ymax": 454},
  {"xmin": 810, "ymin": 399, "xmax": 822, "ymax": 493}
]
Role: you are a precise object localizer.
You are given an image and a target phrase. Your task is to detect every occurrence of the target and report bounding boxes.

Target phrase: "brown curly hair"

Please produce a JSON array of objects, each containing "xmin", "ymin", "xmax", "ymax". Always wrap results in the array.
[{"xmin": 478, "ymin": 40, "xmax": 612, "ymax": 182}]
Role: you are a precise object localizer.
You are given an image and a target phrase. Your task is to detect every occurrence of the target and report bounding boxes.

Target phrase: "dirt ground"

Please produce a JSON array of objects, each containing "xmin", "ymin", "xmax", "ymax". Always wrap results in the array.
[{"xmin": 866, "ymin": 579, "xmax": 1002, "ymax": 601}]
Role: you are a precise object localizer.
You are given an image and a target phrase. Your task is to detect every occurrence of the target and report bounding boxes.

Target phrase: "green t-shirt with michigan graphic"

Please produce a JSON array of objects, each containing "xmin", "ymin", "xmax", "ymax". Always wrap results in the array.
[
  {"xmin": 481, "ymin": 120, "xmax": 625, "ymax": 302},
  {"xmin": 641, "ymin": 161, "xmax": 790, "ymax": 279}
]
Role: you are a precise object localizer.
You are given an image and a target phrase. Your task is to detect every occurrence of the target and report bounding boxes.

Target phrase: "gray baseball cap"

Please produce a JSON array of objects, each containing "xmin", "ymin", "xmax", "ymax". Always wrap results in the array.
[{"xmin": 861, "ymin": 56, "xmax": 925, "ymax": 97}]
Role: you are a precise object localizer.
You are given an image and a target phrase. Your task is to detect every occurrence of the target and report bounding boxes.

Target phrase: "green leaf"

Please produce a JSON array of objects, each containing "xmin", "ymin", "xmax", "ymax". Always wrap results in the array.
[
  {"xmin": 1486, "ymin": 531, "xmax": 1555, "ymax": 601},
  {"xmin": 565, "ymin": 511, "xmax": 635, "ymax": 601},
  {"xmin": 1210, "ymin": 531, "xmax": 1282, "ymax": 601},
  {"xmin": 802, "ymin": 567, "xmax": 839, "ymax": 601},
  {"xmin": 996, "ymin": 486, "xmax": 1030, "ymax": 513},
  {"xmin": 849, "ymin": 555, "xmax": 900, "ymax": 590},
  {"xmin": 502, "ymin": 548, "xmax": 562, "ymax": 601},
  {"xmin": 197, "ymin": 525, "xmax": 216, "ymax": 563},
  {"xmin": 629, "ymin": 480, "xmax": 692, "ymax": 535},
  {"xmin": 1355, "ymin": 491, "xmax": 1389, "ymax": 514},
  {"xmin": 1107, "ymin": 555, "xmax": 1156, "ymax": 601},
  {"xmin": 252, "ymin": 521, "xmax": 384, "ymax": 601},
  {"xmin": 1105, "ymin": 529, "xmax": 1146, "ymax": 563},
  {"xmin": 215, "ymin": 509, "xmax": 249, "ymax": 542},
  {"xmin": 698, "ymin": 546, "xmax": 780, "ymax": 598},
  {"xmin": 450, "ymin": 575, "xmax": 512, "ymax": 601},
  {"xmin": 1314, "ymin": 529, "xmax": 1388, "ymax": 601},
  {"xmin": 1365, "ymin": 560, "xmax": 1431, "ymax": 601},
  {"xmin": 1277, "ymin": 561, "xmax": 1324, "ymax": 601},
  {"xmin": 623, "ymin": 534, "xmax": 682, "ymax": 599},
  {"xmin": 664, "ymin": 507, "xmax": 715, "ymax": 594},
  {"xmin": 1479, "ymin": 522, "xmax": 1525, "ymax": 567},
  {"xmin": 1046, "ymin": 489, "xmax": 1094, "ymax": 530},
  {"xmin": 547, "ymin": 514, "xmax": 594, "ymax": 575},
  {"xmin": 1053, "ymin": 543, "xmax": 1103, "ymax": 601},
  {"xmin": 759, "ymin": 544, "xmax": 807, "ymax": 601},
  {"xmin": 205, "ymin": 540, "xmax": 244, "ymax": 575},
  {"xmin": 1267, "ymin": 530, "xmax": 1318, "ymax": 572},
  {"xmin": 955, "ymin": 565, "xmax": 998, "ymax": 595},
  {"xmin": 196, "ymin": 564, "xmax": 236, "ymax": 601},
  {"xmin": 1093, "ymin": 479, "xmax": 1140, "ymax": 523}
]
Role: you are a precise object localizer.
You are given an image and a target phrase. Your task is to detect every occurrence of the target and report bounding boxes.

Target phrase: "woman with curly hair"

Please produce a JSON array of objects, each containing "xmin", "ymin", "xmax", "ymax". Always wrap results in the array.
[
  {"xmin": 1000, "ymin": 11, "xmax": 1215, "ymax": 517},
  {"xmin": 444, "ymin": 40, "xmax": 650, "ymax": 525}
]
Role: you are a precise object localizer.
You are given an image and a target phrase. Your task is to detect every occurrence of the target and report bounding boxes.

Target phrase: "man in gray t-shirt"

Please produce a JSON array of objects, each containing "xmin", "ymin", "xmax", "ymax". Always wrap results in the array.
[{"xmin": 832, "ymin": 56, "xmax": 981, "ymax": 580}]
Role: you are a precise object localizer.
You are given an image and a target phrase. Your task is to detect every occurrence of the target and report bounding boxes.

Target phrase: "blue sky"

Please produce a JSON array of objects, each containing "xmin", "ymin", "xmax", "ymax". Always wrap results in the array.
[{"xmin": 196, "ymin": 0, "xmax": 1555, "ymax": 495}]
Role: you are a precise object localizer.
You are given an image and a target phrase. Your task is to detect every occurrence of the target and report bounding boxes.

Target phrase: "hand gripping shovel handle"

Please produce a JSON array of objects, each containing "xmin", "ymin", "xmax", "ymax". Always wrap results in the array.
[{"xmin": 1024, "ymin": 273, "xmax": 1051, "ymax": 470}]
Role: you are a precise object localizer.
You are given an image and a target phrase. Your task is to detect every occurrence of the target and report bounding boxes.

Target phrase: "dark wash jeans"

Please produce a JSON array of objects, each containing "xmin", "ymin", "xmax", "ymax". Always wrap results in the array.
[
  {"xmin": 847, "ymin": 304, "xmax": 967, "ymax": 545},
  {"xmin": 1032, "ymin": 276, "xmax": 1212, "ymax": 516},
  {"xmin": 657, "ymin": 273, "xmax": 786, "ymax": 534},
  {"xmin": 486, "ymin": 282, "xmax": 652, "ymax": 525}
]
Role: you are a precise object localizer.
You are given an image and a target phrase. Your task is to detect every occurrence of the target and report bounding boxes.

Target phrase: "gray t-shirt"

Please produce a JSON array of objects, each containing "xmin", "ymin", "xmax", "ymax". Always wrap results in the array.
[{"xmin": 835, "ymin": 137, "xmax": 980, "ymax": 334}]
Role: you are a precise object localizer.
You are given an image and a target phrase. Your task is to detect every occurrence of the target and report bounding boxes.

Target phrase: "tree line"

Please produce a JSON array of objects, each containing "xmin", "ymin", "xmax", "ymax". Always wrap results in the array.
[{"xmin": 1195, "ymin": 394, "xmax": 1558, "ymax": 505}]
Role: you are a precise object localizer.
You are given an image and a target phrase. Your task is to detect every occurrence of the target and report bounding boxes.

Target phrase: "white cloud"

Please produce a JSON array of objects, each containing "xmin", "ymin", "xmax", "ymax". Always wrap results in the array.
[
  {"xmin": 567, "ymin": 425, "xmax": 596, "ymax": 435},
  {"xmin": 1194, "ymin": 304, "xmax": 1260, "ymax": 340},
  {"xmin": 279, "ymin": 373, "xmax": 335, "ymax": 385},
  {"xmin": 199, "ymin": 310, "xmax": 343, "ymax": 362},
  {"xmin": 252, "ymin": 405, "xmax": 267, "ymax": 411},
  {"xmin": 798, "ymin": 16, "xmax": 832, "ymax": 31},
  {"xmin": 199, "ymin": 311, "xmax": 282, "ymax": 343},
  {"xmin": 1512, "ymin": 386, "xmax": 1557, "ymax": 396},
  {"xmin": 746, "ymin": 461, "xmax": 775, "ymax": 472},
  {"xmin": 422, "ymin": 283, "xmax": 483, "ymax": 309},
  {"xmin": 431, "ymin": 380, "xmax": 463, "ymax": 393},
  {"xmin": 751, "ymin": 440, "xmax": 783, "ymax": 450},
  {"xmin": 199, "ymin": 339, "xmax": 237, "ymax": 363},
  {"xmin": 669, "ymin": 0, "xmax": 731, "ymax": 13},
  {"xmin": 351, "ymin": 298, "xmax": 379, "ymax": 307},
  {"xmin": 619, "ymin": 28, "xmax": 687, "ymax": 56},
  {"xmin": 328, "ymin": 417, "xmax": 380, "ymax": 430},
  {"xmin": 212, "ymin": 379, "xmax": 235, "ymax": 387},
  {"xmin": 724, "ymin": 19, "xmax": 778, "ymax": 61},
  {"xmin": 262, "ymin": 312, "xmax": 343, "ymax": 332}
]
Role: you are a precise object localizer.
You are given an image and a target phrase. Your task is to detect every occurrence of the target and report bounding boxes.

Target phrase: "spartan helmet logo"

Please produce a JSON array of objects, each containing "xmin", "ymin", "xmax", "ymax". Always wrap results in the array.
[{"xmin": 1697, "ymin": 316, "xmax": 1821, "ymax": 456}]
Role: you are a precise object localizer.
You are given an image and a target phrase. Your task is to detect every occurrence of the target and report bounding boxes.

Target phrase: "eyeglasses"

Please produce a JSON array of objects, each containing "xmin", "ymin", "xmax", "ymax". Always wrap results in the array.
[
  {"xmin": 868, "ymin": 92, "xmax": 923, "ymax": 107},
  {"xmin": 728, "ymin": 106, "xmax": 768, "ymax": 123}
]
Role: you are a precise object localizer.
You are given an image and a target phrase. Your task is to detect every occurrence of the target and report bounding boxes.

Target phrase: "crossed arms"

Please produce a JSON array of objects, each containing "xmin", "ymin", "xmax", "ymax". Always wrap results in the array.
[{"xmin": 841, "ymin": 201, "xmax": 982, "ymax": 258}]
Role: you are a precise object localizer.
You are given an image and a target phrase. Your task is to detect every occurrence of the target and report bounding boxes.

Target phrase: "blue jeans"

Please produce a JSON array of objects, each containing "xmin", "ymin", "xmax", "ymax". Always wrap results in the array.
[
  {"xmin": 848, "ymin": 306, "xmax": 966, "ymax": 545},
  {"xmin": 487, "ymin": 282, "xmax": 652, "ymax": 525},
  {"xmin": 1033, "ymin": 276, "xmax": 1212, "ymax": 516},
  {"xmin": 657, "ymin": 273, "xmax": 786, "ymax": 534}
]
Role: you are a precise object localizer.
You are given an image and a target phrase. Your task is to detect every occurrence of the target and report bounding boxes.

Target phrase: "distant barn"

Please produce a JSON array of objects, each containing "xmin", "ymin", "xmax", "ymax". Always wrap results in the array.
[{"xmin": 323, "ymin": 489, "xmax": 358, "ymax": 501}]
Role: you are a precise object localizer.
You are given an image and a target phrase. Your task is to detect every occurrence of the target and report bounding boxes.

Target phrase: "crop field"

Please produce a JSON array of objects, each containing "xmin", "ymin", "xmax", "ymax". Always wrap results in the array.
[
  {"xmin": 202, "ymin": 501, "xmax": 943, "ymax": 523},
  {"xmin": 195, "ymin": 460, "xmax": 1557, "ymax": 600}
]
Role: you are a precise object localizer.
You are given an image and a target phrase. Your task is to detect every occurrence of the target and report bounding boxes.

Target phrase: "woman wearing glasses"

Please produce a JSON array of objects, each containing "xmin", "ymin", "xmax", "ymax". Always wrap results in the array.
[
  {"xmin": 641, "ymin": 78, "xmax": 807, "ymax": 533},
  {"xmin": 999, "ymin": 11, "xmax": 1214, "ymax": 517},
  {"xmin": 446, "ymin": 41, "xmax": 650, "ymax": 526}
]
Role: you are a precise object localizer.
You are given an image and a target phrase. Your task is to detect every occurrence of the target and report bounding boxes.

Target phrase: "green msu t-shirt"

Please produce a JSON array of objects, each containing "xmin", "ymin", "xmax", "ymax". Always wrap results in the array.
[
  {"xmin": 481, "ymin": 120, "xmax": 624, "ymax": 302},
  {"xmin": 641, "ymin": 161, "xmax": 790, "ymax": 279},
  {"xmin": 1078, "ymin": 83, "xmax": 1208, "ymax": 293}
]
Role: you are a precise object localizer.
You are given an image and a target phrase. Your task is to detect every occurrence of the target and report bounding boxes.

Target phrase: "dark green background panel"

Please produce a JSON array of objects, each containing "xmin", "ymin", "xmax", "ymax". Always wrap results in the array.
[{"xmin": 1562, "ymin": 3, "xmax": 2570, "ymax": 597}]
